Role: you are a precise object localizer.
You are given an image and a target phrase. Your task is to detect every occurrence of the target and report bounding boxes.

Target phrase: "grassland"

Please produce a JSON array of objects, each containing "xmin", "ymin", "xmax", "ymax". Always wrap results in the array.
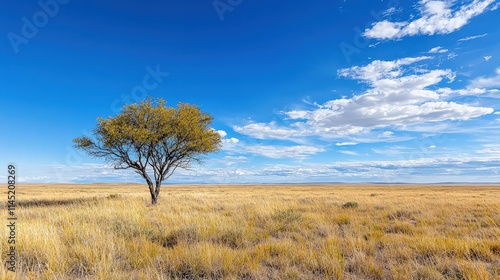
[{"xmin": 1, "ymin": 184, "xmax": 500, "ymax": 279}]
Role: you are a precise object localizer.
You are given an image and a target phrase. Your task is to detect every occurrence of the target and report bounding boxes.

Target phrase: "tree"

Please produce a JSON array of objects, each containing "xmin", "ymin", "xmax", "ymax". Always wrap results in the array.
[{"xmin": 74, "ymin": 98, "xmax": 221, "ymax": 205}]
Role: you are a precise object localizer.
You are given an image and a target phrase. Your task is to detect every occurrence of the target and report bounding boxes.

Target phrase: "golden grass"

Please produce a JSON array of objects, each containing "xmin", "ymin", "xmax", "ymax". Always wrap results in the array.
[{"xmin": 1, "ymin": 184, "xmax": 500, "ymax": 279}]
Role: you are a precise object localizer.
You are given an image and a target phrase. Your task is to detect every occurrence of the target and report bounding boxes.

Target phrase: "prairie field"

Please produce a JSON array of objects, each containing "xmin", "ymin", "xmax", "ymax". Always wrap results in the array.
[{"xmin": 1, "ymin": 184, "xmax": 500, "ymax": 279}]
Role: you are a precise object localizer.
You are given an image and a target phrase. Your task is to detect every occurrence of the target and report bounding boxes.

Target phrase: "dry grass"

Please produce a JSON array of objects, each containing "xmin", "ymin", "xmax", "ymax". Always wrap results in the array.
[{"xmin": 1, "ymin": 184, "xmax": 500, "ymax": 279}]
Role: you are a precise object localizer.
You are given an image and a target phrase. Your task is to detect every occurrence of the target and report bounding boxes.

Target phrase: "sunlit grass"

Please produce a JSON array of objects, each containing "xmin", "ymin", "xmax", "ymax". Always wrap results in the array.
[{"xmin": 1, "ymin": 184, "xmax": 499, "ymax": 279}]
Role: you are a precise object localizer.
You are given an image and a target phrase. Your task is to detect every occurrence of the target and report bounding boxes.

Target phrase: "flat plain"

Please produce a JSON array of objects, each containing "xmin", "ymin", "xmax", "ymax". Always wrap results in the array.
[{"xmin": 1, "ymin": 184, "xmax": 499, "ymax": 279}]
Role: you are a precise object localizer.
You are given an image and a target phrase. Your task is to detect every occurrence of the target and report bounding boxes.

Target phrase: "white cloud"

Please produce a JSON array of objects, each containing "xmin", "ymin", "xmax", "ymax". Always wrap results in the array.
[
  {"xmin": 224, "ymin": 155, "xmax": 247, "ymax": 160},
  {"xmin": 235, "ymin": 56, "xmax": 494, "ymax": 141},
  {"xmin": 339, "ymin": 150, "xmax": 359, "ymax": 156},
  {"xmin": 221, "ymin": 156, "xmax": 247, "ymax": 166},
  {"xmin": 437, "ymin": 87, "xmax": 491, "ymax": 96},
  {"xmin": 364, "ymin": 21, "xmax": 406, "ymax": 40},
  {"xmin": 215, "ymin": 129, "xmax": 240, "ymax": 147},
  {"xmin": 428, "ymin": 46, "xmax": 448, "ymax": 53},
  {"xmin": 364, "ymin": 0, "xmax": 495, "ymax": 40},
  {"xmin": 216, "ymin": 130, "xmax": 227, "ymax": 137},
  {"xmin": 161, "ymin": 152, "xmax": 500, "ymax": 183},
  {"xmin": 46, "ymin": 163, "xmax": 142, "ymax": 184},
  {"xmin": 21, "ymin": 146, "xmax": 500, "ymax": 183},
  {"xmin": 458, "ymin": 33, "xmax": 487, "ymax": 42},
  {"xmin": 380, "ymin": 131, "xmax": 394, "ymax": 137},
  {"xmin": 337, "ymin": 56, "xmax": 432, "ymax": 82},
  {"xmin": 484, "ymin": 55, "xmax": 492, "ymax": 61},
  {"xmin": 348, "ymin": 131, "xmax": 414, "ymax": 144},
  {"xmin": 220, "ymin": 135, "xmax": 324, "ymax": 159},
  {"xmin": 372, "ymin": 145, "xmax": 420, "ymax": 155},
  {"xmin": 476, "ymin": 144, "xmax": 500, "ymax": 156},
  {"xmin": 244, "ymin": 145, "xmax": 324, "ymax": 159},
  {"xmin": 383, "ymin": 6, "xmax": 404, "ymax": 17},
  {"xmin": 447, "ymin": 52, "xmax": 458, "ymax": 59},
  {"xmin": 18, "ymin": 176, "xmax": 50, "ymax": 183},
  {"xmin": 470, "ymin": 68, "xmax": 500, "ymax": 88},
  {"xmin": 286, "ymin": 110, "xmax": 309, "ymax": 119},
  {"xmin": 320, "ymin": 58, "xmax": 493, "ymax": 126},
  {"xmin": 223, "ymin": 137, "xmax": 240, "ymax": 144},
  {"xmin": 336, "ymin": 142, "xmax": 358, "ymax": 146},
  {"xmin": 233, "ymin": 122, "xmax": 300, "ymax": 140}
]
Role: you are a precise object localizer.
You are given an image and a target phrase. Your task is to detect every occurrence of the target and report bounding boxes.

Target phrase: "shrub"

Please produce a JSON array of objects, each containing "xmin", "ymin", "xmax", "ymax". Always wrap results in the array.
[{"xmin": 342, "ymin": 201, "xmax": 358, "ymax": 209}]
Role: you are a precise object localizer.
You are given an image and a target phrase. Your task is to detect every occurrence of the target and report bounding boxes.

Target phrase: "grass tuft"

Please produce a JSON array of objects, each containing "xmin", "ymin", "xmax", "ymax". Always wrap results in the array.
[{"xmin": 342, "ymin": 201, "xmax": 358, "ymax": 209}]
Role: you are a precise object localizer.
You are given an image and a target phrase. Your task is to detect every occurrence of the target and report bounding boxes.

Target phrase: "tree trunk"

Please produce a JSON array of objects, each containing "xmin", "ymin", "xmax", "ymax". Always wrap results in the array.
[
  {"xmin": 141, "ymin": 173, "xmax": 158, "ymax": 205},
  {"xmin": 146, "ymin": 181, "xmax": 158, "ymax": 205},
  {"xmin": 151, "ymin": 192, "xmax": 158, "ymax": 205},
  {"xmin": 153, "ymin": 181, "xmax": 162, "ymax": 205},
  {"xmin": 149, "ymin": 182, "xmax": 162, "ymax": 205}
]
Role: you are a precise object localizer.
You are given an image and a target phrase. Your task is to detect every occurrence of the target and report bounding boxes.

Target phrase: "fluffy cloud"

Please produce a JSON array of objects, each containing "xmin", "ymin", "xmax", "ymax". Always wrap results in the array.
[
  {"xmin": 337, "ymin": 56, "xmax": 432, "ymax": 82},
  {"xmin": 364, "ymin": 0, "xmax": 495, "ymax": 40},
  {"xmin": 470, "ymin": 68, "xmax": 500, "ymax": 88},
  {"xmin": 316, "ymin": 58, "xmax": 492, "ymax": 127},
  {"xmin": 223, "ymin": 137, "xmax": 240, "ymax": 144},
  {"xmin": 216, "ymin": 130, "xmax": 227, "ymax": 137},
  {"xmin": 215, "ymin": 129, "xmax": 240, "ymax": 145},
  {"xmin": 233, "ymin": 122, "xmax": 301, "ymax": 140},
  {"xmin": 235, "ymin": 56, "xmax": 493, "ymax": 141},
  {"xmin": 286, "ymin": 110, "xmax": 309, "ymax": 119},
  {"xmin": 428, "ymin": 46, "xmax": 448, "ymax": 53},
  {"xmin": 310, "ymin": 101, "xmax": 491, "ymax": 128}
]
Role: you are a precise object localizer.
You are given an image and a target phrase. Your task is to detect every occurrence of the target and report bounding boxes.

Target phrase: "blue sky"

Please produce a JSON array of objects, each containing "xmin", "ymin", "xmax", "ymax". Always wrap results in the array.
[{"xmin": 1, "ymin": 0, "xmax": 500, "ymax": 184}]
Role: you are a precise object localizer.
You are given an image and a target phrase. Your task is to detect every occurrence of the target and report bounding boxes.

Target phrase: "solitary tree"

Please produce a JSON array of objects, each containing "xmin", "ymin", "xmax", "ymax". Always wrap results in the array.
[{"xmin": 74, "ymin": 98, "xmax": 221, "ymax": 205}]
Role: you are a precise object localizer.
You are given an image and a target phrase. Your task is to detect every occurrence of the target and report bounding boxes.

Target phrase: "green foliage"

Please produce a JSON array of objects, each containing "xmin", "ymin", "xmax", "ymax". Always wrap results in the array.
[
  {"xmin": 73, "ymin": 97, "xmax": 221, "ymax": 204},
  {"xmin": 74, "ymin": 98, "xmax": 221, "ymax": 163}
]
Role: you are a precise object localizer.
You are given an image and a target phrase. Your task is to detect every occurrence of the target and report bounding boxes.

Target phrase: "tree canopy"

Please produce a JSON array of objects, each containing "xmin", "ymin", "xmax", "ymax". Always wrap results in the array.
[{"xmin": 74, "ymin": 98, "xmax": 221, "ymax": 204}]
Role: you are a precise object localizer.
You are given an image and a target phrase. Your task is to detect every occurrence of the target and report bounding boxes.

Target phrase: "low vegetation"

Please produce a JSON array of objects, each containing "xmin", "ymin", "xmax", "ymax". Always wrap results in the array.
[{"xmin": 1, "ymin": 184, "xmax": 499, "ymax": 279}]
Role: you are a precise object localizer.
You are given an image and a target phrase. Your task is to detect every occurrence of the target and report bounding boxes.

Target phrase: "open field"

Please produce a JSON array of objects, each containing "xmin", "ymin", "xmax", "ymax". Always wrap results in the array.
[{"xmin": 1, "ymin": 184, "xmax": 500, "ymax": 279}]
